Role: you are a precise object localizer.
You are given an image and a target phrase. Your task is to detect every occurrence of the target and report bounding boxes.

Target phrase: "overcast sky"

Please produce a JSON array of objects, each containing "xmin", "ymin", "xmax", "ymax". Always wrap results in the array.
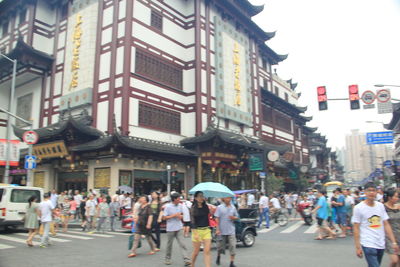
[{"xmin": 251, "ymin": 0, "xmax": 400, "ymax": 149}]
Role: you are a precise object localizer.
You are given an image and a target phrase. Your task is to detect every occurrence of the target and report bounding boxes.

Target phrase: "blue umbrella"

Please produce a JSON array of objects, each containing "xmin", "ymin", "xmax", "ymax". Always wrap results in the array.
[{"xmin": 189, "ymin": 182, "xmax": 234, "ymax": 198}]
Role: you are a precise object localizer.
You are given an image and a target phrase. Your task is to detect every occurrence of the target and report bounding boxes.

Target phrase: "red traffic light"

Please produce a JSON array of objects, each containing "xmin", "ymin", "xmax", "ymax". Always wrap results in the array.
[
  {"xmin": 317, "ymin": 86, "xmax": 326, "ymax": 95},
  {"xmin": 349, "ymin": 84, "xmax": 358, "ymax": 94}
]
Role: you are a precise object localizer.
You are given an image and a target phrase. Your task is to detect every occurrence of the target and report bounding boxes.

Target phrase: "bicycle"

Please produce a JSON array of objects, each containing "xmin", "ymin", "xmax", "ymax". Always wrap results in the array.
[{"xmin": 270, "ymin": 209, "xmax": 289, "ymax": 227}]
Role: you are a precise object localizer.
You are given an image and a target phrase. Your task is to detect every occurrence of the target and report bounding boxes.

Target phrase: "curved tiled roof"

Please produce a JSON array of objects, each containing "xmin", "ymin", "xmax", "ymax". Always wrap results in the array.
[
  {"xmin": 181, "ymin": 127, "xmax": 290, "ymax": 154},
  {"xmin": 72, "ymin": 133, "xmax": 197, "ymax": 157},
  {"xmin": 13, "ymin": 115, "xmax": 103, "ymax": 141}
]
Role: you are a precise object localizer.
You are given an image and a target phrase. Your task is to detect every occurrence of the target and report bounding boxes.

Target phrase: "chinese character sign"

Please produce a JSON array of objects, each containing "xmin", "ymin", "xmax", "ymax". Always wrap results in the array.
[{"xmin": 0, "ymin": 139, "xmax": 20, "ymax": 166}]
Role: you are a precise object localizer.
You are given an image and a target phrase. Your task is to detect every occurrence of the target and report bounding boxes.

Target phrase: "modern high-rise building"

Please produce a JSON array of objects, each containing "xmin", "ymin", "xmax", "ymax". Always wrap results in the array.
[{"xmin": 344, "ymin": 129, "xmax": 392, "ymax": 182}]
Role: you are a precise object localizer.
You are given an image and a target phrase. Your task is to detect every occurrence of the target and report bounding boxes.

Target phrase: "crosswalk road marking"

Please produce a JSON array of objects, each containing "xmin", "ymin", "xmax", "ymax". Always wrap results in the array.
[
  {"xmin": 54, "ymin": 232, "xmax": 93, "ymax": 240},
  {"xmin": 0, "ymin": 244, "xmax": 15, "ymax": 250},
  {"xmin": 69, "ymin": 229, "xmax": 130, "ymax": 236},
  {"xmin": 66, "ymin": 231, "xmax": 113, "ymax": 238},
  {"xmin": 281, "ymin": 221, "xmax": 304, "ymax": 234},
  {"xmin": 258, "ymin": 224, "xmax": 279, "ymax": 233},
  {"xmin": 15, "ymin": 233, "xmax": 71, "ymax": 242},
  {"xmin": 0, "ymin": 235, "xmax": 40, "ymax": 246},
  {"xmin": 304, "ymin": 224, "xmax": 318, "ymax": 234}
]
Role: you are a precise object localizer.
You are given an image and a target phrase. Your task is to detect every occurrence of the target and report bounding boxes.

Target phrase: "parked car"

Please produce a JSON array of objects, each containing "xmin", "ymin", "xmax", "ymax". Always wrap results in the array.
[{"xmin": 0, "ymin": 184, "xmax": 44, "ymax": 229}]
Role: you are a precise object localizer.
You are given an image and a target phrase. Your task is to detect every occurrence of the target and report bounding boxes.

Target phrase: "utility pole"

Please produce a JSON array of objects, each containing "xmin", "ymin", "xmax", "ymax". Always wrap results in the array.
[
  {"xmin": 167, "ymin": 164, "xmax": 171, "ymax": 196},
  {"xmin": 0, "ymin": 53, "xmax": 17, "ymax": 184}
]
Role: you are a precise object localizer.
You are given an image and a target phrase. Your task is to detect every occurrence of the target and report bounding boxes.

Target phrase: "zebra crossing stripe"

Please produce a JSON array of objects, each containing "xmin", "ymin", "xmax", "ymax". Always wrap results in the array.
[
  {"xmin": 304, "ymin": 224, "xmax": 318, "ymax": 234},
  {"xmin": 258, "ymin": 224, "xmax": 279, "ymax": 233},
  {"xmin": 69, "ymin": 229, "xmax": 130, "ymax": 236},
  {"xmin": 281, "ymin": 221, "xmax": 304, "ymax": 234},
  {"xmin": 54, "ymin": 232, "xmax": 93, "ymax": 240},
  {"xmin": 15, "ymin": 233, "xmax": 71, "ymax": 242},
  {"xmin": 0, "ymin": 235, "xmax": 40, "ymax": 246},
  {"xmin": 67, "ymin": 231, "xmax": 113, "ymax": 238},
  {"xmin": 0, "ymin": 244, "xmax": 15, "ymax": 250}
]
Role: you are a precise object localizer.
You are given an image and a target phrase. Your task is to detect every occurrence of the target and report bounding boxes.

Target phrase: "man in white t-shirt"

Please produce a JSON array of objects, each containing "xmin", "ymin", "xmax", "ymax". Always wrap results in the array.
[
  {"xmin": 39, "ymin": 193, "xmax": 55, "ymax": 248},
  {"xmin": 247, "ymin": 193, "xmax": 255, "ymax": 208},
  {"xmin": 257, "ymin": 193, "xmax": 270, "ymax": 228},
  {"xmin": 352, "ymin": 182, "xmax": 398, "ymax": 266}
]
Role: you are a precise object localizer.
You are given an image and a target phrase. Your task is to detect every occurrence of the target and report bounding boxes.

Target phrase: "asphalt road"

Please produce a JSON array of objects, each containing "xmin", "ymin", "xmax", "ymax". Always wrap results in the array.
[{"xmin": 0, "ymin": 219, "xmax": 390, "ymax": 267}]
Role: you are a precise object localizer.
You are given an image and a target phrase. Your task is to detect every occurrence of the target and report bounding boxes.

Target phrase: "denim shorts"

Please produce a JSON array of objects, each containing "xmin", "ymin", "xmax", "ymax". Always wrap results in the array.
[{"xmin": 337, "ymin": 212, "xmax": 347, "ymax": 226}]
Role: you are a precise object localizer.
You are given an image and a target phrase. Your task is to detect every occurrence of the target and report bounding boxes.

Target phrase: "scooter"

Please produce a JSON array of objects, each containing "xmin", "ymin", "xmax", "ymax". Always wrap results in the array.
[{"xmin": 297, "ymin": 202, "xmax": 313, "ymax": 225}]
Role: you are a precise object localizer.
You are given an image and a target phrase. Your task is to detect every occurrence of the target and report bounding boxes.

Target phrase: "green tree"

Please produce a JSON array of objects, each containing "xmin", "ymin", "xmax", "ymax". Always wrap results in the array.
[
  {"xmin": 294, "ymin": 175, "xmax": 310, "ymax": 192},
  {"xmin": 266, "ymin": 174, "xmax": 284, "ymax": 195}
]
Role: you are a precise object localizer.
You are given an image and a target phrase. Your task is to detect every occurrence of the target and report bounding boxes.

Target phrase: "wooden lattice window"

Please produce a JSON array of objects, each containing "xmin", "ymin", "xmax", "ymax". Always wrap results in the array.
[
  {"xmin": 151, "ymin": 10, "xmax": 163, "ymax": 31},
  {"xmin": 275, "ymin": 113, "xmax": 291, "ymax": 132},
  {"xmin": 285, "ymin": 92, "xmax": 289, "ymax": 102},
  {"xmin": 274, "ymin": 86, "xmax": 279, "ymax": 96},
  {"xmin": 262, "ymin": 104, "xmax": 273, "ymax": 124},
  {"xmin": 139, "ymin": 102, "xmax": 181, "ymax": 134},
  {"xmin": 135, "ymin": 49, "xmax": 183, "ymax": 90}
]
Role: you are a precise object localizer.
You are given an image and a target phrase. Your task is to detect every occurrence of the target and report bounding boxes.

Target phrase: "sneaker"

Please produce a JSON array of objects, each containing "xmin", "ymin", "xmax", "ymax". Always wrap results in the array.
[
  {"xmin": 87, "ymin": 231, "xmax": 94, "ymax": 234},
  {"xmin": 164, "ymin": 259, "xmax": 172, "ymax": 265},
  {"xmin": 184, "ymin": 262, "xmax": 191, "ymax": 266},
  {"xmin": 216, "ymin": 255, "xmax": 221, "ymax": 265},
  {"xmin": 39, "ymin": 244, "xmax": 47, "ymax": 248}
]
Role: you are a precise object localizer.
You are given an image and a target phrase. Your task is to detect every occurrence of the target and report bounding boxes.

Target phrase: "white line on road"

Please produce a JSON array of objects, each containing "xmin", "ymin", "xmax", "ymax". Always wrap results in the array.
[
  {"xmin": 15, "ymin": 233, "xmax": 71, "ymax": 242},
  {"xmin": 54, "ymin": 232, "xmax": 93, "ymax": 240},
  {"xmin": 0, "ymin": 243, "xmax": 15, "ymax": 250},
  {"xmin": 66, "ymin": 231, "xmax": 113, "ymax": 238},
  {"xmin": 304, "ymin": 224, "xmax": 318, "ymax": 234},
  {"xmin": 258, "ymin": 224, "xmax": 279, "ymax": 233},
  {"xmin": 0, "ymin": 235, "xmax": 40, "ymax": 246},
  {"xmin": 69, "ymin": 229, "xmax": 130, "ymax": 236},
  {"xmin": 281, "ymin": 221, "xmax": 304, "ymax": 234}
]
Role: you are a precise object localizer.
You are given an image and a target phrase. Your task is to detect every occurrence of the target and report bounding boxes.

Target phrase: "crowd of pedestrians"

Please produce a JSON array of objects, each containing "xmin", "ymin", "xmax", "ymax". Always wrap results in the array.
[{"xmin": 22, "ymin": 188, "xmax": 240, "ymax": 267}]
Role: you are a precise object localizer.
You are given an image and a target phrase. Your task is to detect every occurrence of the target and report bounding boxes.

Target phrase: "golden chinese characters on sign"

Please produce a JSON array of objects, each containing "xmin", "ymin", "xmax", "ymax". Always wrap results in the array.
[
  {"xmin": 94, "ymin": 167, "xmax": 111, "ymax": 188},
  {"xmin": 233, "ymin": 42, "xmax": 241, "ymax": 106},
  {"xmin": 70, "ymin": 14, "xmax": 83, "ymax": 90}
]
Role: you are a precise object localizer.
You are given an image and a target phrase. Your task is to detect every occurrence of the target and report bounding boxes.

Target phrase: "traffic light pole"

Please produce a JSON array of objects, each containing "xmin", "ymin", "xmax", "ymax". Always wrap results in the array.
[
  {"xmin": 167, "ymin": 169, "xmax": 171, "ymax": 197},
  {"xmin": 166, "ymin": 165, "xmax": 171, "ymax": 197}
]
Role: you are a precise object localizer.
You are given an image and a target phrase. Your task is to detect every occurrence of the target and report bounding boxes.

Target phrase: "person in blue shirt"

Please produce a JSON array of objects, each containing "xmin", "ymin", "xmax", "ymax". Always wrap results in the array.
[
  {"xmin": 333, "ymin": 188, "xmax": 348, "ymax": 238},
  {"xmin": 312, "ymin": 190, "xmax": 336, "ymax": 240}
]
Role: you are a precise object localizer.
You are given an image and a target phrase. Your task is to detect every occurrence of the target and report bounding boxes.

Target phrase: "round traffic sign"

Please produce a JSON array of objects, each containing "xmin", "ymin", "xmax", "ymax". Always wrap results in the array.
[
  {"xmin": 22, "ymin": 131, "xmax": 39, "ymax": 145},
  {"xmin": 361, "ymin": 90, "xmax": 376, "ymax": 105},
  {"xmin": 376, "ymin": 89, "xmax": 391, "ymax": 103},
  {"xmin": 267, "ymin": 150, "xmax": 279, "ymax": 162}
]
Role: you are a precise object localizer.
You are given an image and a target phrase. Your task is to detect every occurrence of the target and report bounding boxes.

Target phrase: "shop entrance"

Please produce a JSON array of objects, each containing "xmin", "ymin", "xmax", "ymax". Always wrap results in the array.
[{"xmin": 58, "ymin": 171, "xmax": 88, "ymax": 193}]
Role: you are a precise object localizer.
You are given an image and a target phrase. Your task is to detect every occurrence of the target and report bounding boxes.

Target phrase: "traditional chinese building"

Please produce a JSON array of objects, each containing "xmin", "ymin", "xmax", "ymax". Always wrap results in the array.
[{"xmin": 0, "ymin": 0, "xmax": 315, "ymax": 193}]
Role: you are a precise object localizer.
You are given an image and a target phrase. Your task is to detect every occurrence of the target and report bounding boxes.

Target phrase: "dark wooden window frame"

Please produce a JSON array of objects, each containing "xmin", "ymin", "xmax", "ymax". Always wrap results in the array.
[
  {"xmin": 150, "ymin": 10, "xmax": 163, "ymax": 31},
  {"xmin": 274, "ymin": 86, "xmax": 279, "ymax": 96},
  {"xmin": 275, "ymin": 112, "xmax": 292, "ymax": 133},
  {"xmin": 138, "ymin": 102, "xmax": 181, "ymax": 134},
  {"xmin": 261, "ymin": 104, "xmax": 273, "ymax": 125},
  {"xmin": 135, "ymin": 49, "xmax": 183, "ymax": 90}
]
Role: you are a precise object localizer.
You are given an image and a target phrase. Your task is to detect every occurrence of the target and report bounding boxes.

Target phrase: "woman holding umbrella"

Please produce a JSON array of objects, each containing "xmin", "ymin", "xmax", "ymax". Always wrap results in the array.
[{"xmin": 190, "ymin": 191, "xmax": 212, "ymax": 267}]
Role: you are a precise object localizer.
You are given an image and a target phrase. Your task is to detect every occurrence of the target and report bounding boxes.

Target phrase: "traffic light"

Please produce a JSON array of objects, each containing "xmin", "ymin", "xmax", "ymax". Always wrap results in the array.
[
  {"xmin": 160, "ymin": 170, "xmax": 178, "ymax": 184},
  {"xmin": 349, "ymin": 84, "xmax": 360, "ymax": 110},
  {"xmin": 170, "ymin": 170, "xmax": 178, "ymax": 184},
  {"xmin": 317, "ymin": 86, "xmax": 328, "ymax": 110}
]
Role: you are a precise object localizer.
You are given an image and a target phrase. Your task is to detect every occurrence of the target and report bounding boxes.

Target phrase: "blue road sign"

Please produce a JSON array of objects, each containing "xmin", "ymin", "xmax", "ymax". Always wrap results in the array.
[
  {"xmin": 24, "ymin": 155, "xmax": 37, "ymax": 169},
  {"xmin": 384, "ymin": 160, "xmax": 392, "ymax": 167},
  {"xmin": 366, "ymin": 131, "xmax": 394, "ymax": 145}
]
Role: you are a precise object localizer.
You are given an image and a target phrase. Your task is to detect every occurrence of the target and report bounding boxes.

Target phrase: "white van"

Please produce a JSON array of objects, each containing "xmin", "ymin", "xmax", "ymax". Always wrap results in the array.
[{"xmin": 0, "ymin": 184, "xmax": 44, "ymax": 229}]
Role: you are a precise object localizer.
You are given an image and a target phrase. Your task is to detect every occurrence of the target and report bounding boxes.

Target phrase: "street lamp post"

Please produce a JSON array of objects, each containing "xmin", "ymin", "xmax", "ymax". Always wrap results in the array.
[{"xmin": 0, "ymin": 52, "xmax": 17, "ymax": 184}]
